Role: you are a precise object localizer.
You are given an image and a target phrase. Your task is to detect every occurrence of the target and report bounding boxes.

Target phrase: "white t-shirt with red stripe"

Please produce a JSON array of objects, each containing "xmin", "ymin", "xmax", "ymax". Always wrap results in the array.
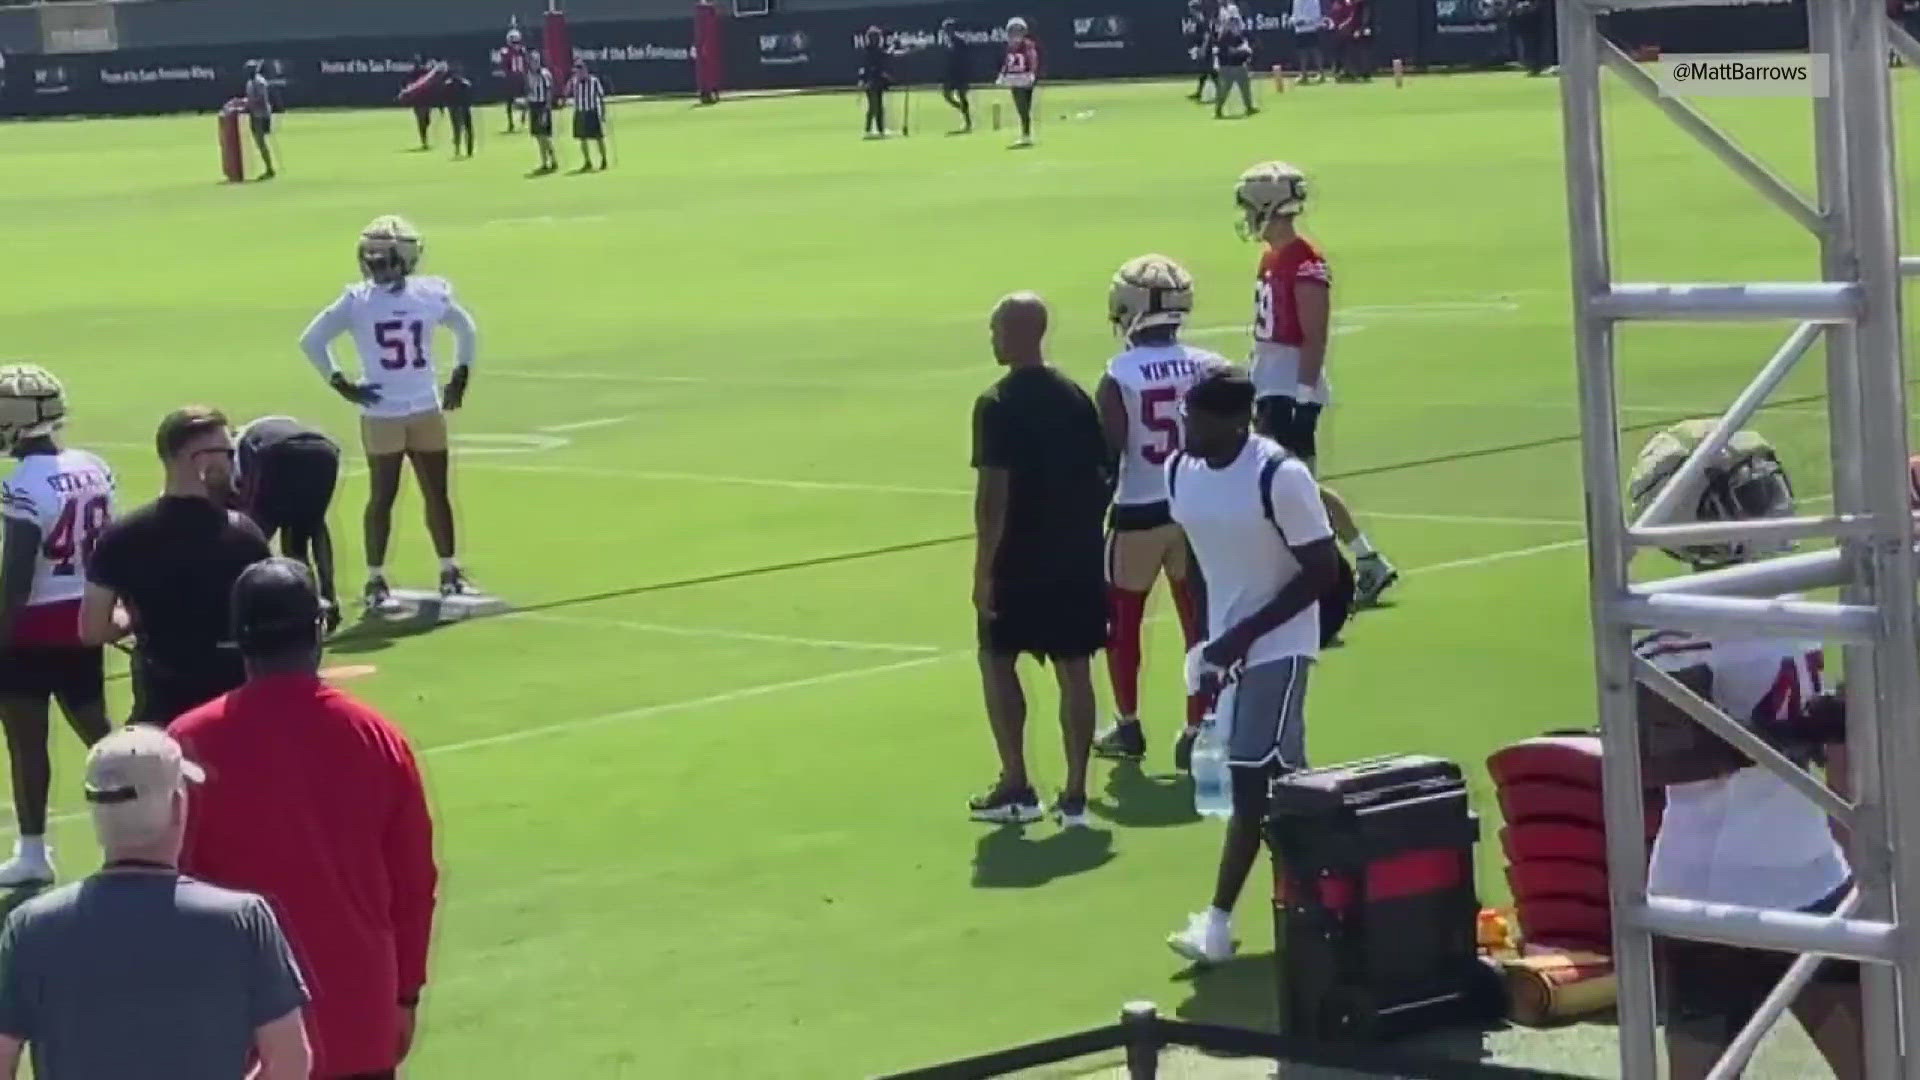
[{"xmin": 0, "ymin": 448, "xmax": 115, "ymax": 647}]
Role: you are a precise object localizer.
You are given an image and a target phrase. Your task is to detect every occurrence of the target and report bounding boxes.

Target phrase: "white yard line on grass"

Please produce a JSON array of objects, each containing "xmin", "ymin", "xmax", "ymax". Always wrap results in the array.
[
  {"xmin": 506, "ymin": 611, "xmax": 940, "ymax": 654},
  {"xmin": 1406, "ymin": 538, "xmax": 1587, "ymax": 575},
  {"xmin": 537, "ymin": 416, "xmax": 632, "ymax": 434},
  {"xmin": 466, "ymin": 461, "xmax": 1586, "ymax": 528},
  {"xmin": 423, "ymin": 653, "xmax": 946, "ymax": 756},
  {"xmin": 15, "ymin": 529, "xmax": 1602, "ymax": 835}
]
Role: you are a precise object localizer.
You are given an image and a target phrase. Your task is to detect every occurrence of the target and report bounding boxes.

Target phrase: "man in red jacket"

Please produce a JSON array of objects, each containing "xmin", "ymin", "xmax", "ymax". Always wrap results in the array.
[{"xmin": 172, "ymin": 558, "xmax": 438, "ymax": 1080}]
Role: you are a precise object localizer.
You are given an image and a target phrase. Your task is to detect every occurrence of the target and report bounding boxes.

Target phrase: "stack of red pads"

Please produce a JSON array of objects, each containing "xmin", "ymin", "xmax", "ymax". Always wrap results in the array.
[{"xmin": 1487, "ymin": 735, "xmax": 1664, "ymax": 953}]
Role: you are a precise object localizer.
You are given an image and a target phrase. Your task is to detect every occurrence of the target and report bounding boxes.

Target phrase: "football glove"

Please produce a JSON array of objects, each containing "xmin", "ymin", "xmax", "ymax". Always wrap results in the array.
[
  {"xmin": 442, "ymin": 366, "xmax": 470, "ymax": 410},
  {"xmin": 330, "ymin": 373, "xmax": 382, "ymax": 407}
]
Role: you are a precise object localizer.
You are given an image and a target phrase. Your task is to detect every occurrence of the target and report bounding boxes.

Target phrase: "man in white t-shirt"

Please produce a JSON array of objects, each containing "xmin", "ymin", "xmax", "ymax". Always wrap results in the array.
[
  {"xmin": 1628, "ymin": 420, "xmax": 1861, "ymax": 1079},
  {"xmin": 1163, "ymin": 366, "xmax": 1339, "ymax": 965}
]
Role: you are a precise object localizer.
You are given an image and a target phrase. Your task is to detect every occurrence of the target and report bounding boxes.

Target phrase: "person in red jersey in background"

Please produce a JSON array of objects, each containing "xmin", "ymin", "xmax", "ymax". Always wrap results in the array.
[
  {"xmin": 502, "ymin": 25, "xmax": 529, "ymax": 133},
  {"xmin": 1235, "ymin": 161, "xmax": 1400, "ymax": 609},
  {"xmin": 0, "ymin": 366, "xmax": 114, "ymax": 887},
  {"xmin": 998, "ymin": 17, "xmax": 1040, "ymax": 148},
  {"xmin": 174, "ymin": 558, "xmax": 438, "ymax": 1080}
]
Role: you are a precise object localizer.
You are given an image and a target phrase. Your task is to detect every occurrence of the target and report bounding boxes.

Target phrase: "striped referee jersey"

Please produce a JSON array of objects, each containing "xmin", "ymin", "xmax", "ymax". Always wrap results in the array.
[
  {"xmin": 526, "ymin": 67, "xmax": 554, "ymax": 105},
  {"xmin": 571, "ymin": 72, "xmax": 607, "ymax": 114}
]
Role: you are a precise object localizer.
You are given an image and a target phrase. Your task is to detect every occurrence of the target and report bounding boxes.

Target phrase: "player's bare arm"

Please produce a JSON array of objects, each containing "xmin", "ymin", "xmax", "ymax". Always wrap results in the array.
[
  {"xmin": 1094, "ymin": 374, "xmax": 1128, "ymax": 463},
  {"xmin": 0, "ymin": 1033, "xmax": 21, "ymax": 1078},
  {"xmin": 1293, "ymin": 277, "xmax": 1331, "ymax": 390},
  {"xmin": 299, "ymin": 301, "xmax": 382, "ymax": 407},
  {"xmin": 78, "ymin": 581, "xmax": 130, "ymax": 647},
  {"xmin": 1201, "ymin": 535, "xmax": 1338, "ymax": 670},
  {"xmin": 1635, "ymin": 666, "xmax": 1749, "ymax": 786},
  {"xmin": 972, "ymin": 466, "xmax": 1009, "ymax": 617},
  {"xmin": 0, "ymin": 518, "xmax": 40, "ymax": 645},
  {"xmin": 1183, "ymin": 534, "xmax": 1208, "ymax": 634}
]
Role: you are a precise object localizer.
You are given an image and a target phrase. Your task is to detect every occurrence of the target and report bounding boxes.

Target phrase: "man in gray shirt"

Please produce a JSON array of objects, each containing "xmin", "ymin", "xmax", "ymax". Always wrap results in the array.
[{"xmin": 0, "ymin": 725, "xmax": 310, "ymax": 1079}]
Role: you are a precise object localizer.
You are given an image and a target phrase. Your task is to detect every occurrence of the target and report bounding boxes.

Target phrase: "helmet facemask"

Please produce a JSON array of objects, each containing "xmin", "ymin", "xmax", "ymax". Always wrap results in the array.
[{"xmin": 1631, "ymin": 421, "xmax": 1796, "ymax": 571}]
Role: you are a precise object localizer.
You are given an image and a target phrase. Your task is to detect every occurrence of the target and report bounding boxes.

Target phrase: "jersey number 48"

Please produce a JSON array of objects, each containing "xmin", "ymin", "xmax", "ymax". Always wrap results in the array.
[
  {"xmin": 1755, "ymin": 650, "xmax": 1827, "ymax": 727},
  {"xmin": 44, "ymin": 495, "xmax": 109, "ymax": 577}
]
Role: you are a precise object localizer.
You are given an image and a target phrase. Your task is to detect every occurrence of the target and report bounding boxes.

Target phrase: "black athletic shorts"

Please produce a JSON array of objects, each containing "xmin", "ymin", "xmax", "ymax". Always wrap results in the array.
[
  {"xmin": 1255, "ymin": 395, "xmax": 1319, "ymax": 463},
  {"xmin": 249, "ymin": 113, "xmax": 273, "ymax": 138},
  {"xmin": 129, "ymin": 655, "xmax": 245, "ymax": 727},
  {"xmin": 1659, "ymin": 880, "xmax": 1857, "ymax": 1043},
  {"xmin": 573, "ymin": 109, "xmax": 604, "ymax": 140},
  {"xmin": 529, "ymin": 103, "xmax": 554, "ymax": 137},
  {"xmin": 0, "ymin": 645, "xmax": 104, "ymax": 704},
  {"xmin": 249, "ymin": 435, "xmax": 339, "ymax": 540},
  {"xmin": 978, "ymin": 575, "xmax": 1108, "ymax": 661}
]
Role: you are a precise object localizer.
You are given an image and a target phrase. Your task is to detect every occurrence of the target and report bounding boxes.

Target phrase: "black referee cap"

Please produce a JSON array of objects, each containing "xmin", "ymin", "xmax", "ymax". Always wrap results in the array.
[
  {"xmin": 1186, "ymin": 364, "xmax": 1256, "ymax": 416},
  {"xmin": 232, "ymin": 557, "xmax": 323, "ymax": 653}
]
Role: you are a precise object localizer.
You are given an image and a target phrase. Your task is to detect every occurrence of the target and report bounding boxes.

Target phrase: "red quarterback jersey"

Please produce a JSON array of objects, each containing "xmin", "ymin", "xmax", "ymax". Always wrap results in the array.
[
  {"xmin": 505, "ymin": 42, "xmax": 529, "ymax": 78},
  {"xmin": 1254, "ymin": 237, "xmax": 1331, "ymax": 347},
  {"xmin": 1001, "ymin": 39, "xmax": 1040, "ymax": 85}
]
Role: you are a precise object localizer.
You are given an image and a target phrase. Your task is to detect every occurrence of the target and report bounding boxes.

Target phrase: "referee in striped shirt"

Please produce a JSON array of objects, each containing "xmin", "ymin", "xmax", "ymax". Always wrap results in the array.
[
  {"xmin": 524, "ymin": 51, "xmax": 558, "ymax": 174},
  {"xmin": 568, "ymin": 59, "xmax": 610, "ymax": 172}
]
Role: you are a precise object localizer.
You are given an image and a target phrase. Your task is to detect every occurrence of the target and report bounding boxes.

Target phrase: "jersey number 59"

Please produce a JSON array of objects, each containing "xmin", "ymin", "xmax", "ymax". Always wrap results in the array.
[
  {"xmin": 1253, "ymin": 279, "xmax": 1276, "ymax": 341},
  {"xmin": 44, "ymin": 495, "xmax": 110, "ymax": 577},
  {"xmin": 374, "ymin": 320, "xmax": 430, "ymax": 371}
]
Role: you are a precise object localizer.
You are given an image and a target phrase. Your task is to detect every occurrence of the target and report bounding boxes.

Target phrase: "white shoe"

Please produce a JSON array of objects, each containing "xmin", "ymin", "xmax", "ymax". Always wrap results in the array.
[
  {"xmin": 1167, "ymin": 911, "xmax": 1236, "ymax": 965},
  {"xmin": 0, "ymin": 852, "xmax": 54, "ymax": 889},
  {"xmin": 1011, "ymin": 135, "xmax": 1033, "ymax": 148}
]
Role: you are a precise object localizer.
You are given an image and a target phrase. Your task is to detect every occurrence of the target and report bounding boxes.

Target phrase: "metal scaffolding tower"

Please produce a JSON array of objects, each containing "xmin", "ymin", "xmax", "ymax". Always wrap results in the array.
[{"xmin": 1558, "ymin": 1, "xmax": 1920, "ymax": 1076}]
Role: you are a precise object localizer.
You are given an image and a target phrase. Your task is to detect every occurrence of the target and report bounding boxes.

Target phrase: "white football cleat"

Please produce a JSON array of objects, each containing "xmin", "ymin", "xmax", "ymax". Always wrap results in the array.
[
  {"xmin": 1167, "ymin": 911, "xmax": 1236, "ymax": 966},
  {"xmin": 0, "ymin": 852, "xmax": 54, "ymax": 889}
]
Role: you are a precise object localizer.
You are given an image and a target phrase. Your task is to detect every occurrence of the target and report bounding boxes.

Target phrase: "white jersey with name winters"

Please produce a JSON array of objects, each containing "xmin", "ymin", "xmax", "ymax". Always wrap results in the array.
[
  {"xmin": 1107, "ymin": 342, "xmax": 1225, "ymax": 507},
  {"xmin": 300, "ymin": 275, "xmax": 475, "ymax": 419},
  {"xmin": 1639, "ymin": 629, "xmax": 1850, "ymax": 909},
  {"xmin": 0, "ymin": 449, "xmax": 115, "ymax": 609}
]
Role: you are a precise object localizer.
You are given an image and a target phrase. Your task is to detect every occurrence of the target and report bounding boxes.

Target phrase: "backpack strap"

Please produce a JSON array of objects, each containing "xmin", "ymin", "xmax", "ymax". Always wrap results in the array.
[{"xmin": 1258, "ymin": 453, "xmax": 1283, "ymax": 530}]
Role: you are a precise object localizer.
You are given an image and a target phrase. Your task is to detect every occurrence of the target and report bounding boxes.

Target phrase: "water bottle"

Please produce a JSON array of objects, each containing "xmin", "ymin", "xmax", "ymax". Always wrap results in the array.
[{"xmin": 1191, "ymin": 714, "xmax": 1233, "ymax": 819}]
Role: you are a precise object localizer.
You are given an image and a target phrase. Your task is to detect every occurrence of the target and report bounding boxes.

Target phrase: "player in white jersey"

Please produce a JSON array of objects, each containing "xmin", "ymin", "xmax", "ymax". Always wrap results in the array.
[
  {"xmin": 299, "ymin": 214, "xmax": 479, "ymax": 609},
  {"xmin": 1090, "ymin": 255, "xmax": 1219, "ymax": 770},
  {"xmin": 1627, "ymin": 420, "xmax": 1861, "ymax": 1079},
  {"xmin": 0, "ymin": 365, "xmax": 114, "ymax": 886}
]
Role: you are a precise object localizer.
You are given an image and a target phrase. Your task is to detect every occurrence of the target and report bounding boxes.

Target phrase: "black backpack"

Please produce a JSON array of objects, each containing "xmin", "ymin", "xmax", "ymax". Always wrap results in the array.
[{"xmin": 1169, "ymin": 451, "xmax": 1355, "ymax": 649}]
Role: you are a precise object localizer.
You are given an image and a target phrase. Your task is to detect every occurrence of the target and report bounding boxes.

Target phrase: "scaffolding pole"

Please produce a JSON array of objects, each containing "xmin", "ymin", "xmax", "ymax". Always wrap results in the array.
[{"xmin": 1556, "ymin": 0, "xmax": 1915, "ymax": 1076}]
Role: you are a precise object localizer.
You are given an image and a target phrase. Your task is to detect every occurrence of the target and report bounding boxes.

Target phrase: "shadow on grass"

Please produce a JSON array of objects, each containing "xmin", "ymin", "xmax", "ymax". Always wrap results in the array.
[
  {"xmin": 1091, "ymin": 761, "xmax": 1200, "ymax": 829},
  {"xmin": 1171, "ymin": 954, "xmax": 1508, "ymax": 1075},
  {"xmin": 970, "ymin": 824, "xmax": 1115, "ymax": 889},
  {"xmin": 325, "ymin": 610, "xmax": 446, "ymax": 656}
]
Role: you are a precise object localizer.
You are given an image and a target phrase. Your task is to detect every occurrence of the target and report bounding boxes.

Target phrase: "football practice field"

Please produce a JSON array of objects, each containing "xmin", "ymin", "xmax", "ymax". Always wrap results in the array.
[{"xmin": 3, "ymin": 71, "xmax": 1916, "ymax": 1077}]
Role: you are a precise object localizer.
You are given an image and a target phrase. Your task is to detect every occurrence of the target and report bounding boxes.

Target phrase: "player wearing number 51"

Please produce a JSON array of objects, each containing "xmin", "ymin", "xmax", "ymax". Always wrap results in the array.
[
  {"xmin": 0, "ymin": 366, "xmax": 115, "ymax": 887},
  {"xmin": 298, "ymin": 215, "xmax": 479, "ymax": 613}
]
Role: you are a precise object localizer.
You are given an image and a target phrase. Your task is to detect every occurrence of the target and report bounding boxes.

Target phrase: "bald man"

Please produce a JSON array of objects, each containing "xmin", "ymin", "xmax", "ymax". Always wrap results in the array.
[{"xmin": 967, "ymin": 293, "xmax": 1114, "ymax": 828}]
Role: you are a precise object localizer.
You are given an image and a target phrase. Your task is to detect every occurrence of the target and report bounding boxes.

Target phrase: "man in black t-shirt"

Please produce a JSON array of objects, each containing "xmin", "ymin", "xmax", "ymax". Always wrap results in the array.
[
  {"xmin": 967, "ymin": 292, "xmax": 1111, "ymax": 829},
  {"xmin": 82, "ymin": 408, "xmax": 271, "ymax": 727},
  {"xmin": 444, "ymin": 61, "xmax": 476, "ymax": 159},
  {"xmin": 234, "ymin": 417, "xmax": 341, "ymax": 632},
  {"xmin": 938, "ymin": 19, "xmax": 973, "ymax": 133}
]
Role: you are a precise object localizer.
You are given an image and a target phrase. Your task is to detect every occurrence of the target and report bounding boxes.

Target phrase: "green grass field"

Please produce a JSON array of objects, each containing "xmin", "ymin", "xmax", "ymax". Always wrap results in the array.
[{"xmin": 2, "ymin": 71, "xmax": 1916, "ymax": 1077}]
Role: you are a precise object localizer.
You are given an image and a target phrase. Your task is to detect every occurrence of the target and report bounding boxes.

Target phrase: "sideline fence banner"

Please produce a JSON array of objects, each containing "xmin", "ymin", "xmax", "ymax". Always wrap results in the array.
[{"xmin": 1, "ymin": 0, "xmax": 1886, "ymax": 119}]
